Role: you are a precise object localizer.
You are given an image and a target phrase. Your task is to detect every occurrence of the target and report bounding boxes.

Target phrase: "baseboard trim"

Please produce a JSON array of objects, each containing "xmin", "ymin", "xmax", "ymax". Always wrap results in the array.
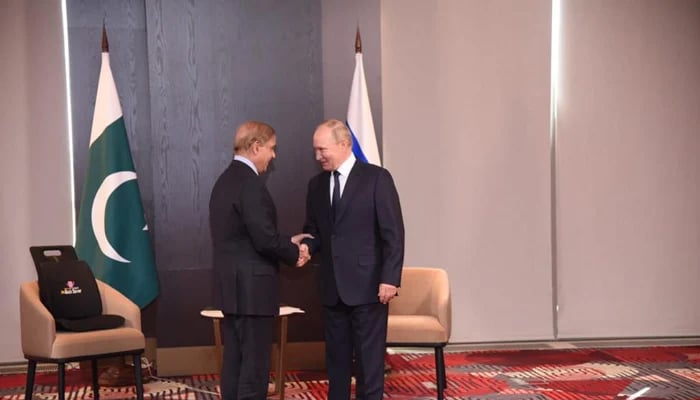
[
  {"xmin": 442, "ymin": 336, "xmax": 700, "ymax": 352},
  {"xmin": 155, "ymin": 341, "xmax": 326, "ymax": 377}
]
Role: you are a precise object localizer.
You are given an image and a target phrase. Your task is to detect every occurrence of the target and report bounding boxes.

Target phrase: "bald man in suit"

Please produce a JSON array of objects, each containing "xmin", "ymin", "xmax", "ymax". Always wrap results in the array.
[
  {"xmin": 301, "ymin": 119, "xmax": 405, "ymax": 400},
  {"xmin": 210, "ymin": 121, "xmax": 310, "ymax": 400}
]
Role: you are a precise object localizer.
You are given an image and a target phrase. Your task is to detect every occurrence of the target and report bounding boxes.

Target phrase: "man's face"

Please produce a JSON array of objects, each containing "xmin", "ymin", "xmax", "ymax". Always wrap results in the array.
[
  {"xmin": 313, "ymin": 127, "xmax": 349, "ymax": 171},
  {"xmin": 253, "ymin": 135, "xmax": 277, "ymax": 173}
]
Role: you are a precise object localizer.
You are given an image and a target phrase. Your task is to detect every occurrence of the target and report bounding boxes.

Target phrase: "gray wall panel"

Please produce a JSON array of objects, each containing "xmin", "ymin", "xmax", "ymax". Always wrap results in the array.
[
  {"xmin": 382, "ymin": 0, "xmax": 555, "ymax": 342},
  {"xmin": 555, "ymin": 0, "xmax": 700, "ymax": 338}
]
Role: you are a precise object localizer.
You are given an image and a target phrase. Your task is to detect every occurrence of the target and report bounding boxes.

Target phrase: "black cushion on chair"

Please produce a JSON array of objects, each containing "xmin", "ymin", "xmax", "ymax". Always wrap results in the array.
[
  {"xmin": 36, "ymin": 260, "xmax": 125, "ymax": 331},
  {"xmin": 56, "ymin": 315, "xmax": 125, "ymax": 332}
]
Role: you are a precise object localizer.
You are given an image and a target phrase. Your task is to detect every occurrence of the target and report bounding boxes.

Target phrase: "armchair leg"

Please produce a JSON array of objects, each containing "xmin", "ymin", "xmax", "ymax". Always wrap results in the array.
[
  {"xmin": 24, "ymin": 360, "xmax": 36, "ymax": 400},
  {"xmin": 133, "ymin": 354, "xmax": 144, "ymax": 400},
  {"xmin": 441, "ymin": 349, "xmax": 447, "ymax": 388},
  {"xmin": 434, "ymin": 346, "xmax": 446, "ymax": 400},
  {"xmin": 91, "ymin": 359, "xmax": 100, "ymax": 400},
  {"xmin": 57, "ymin": 362, "xmax": 66, "ymax": 400}
]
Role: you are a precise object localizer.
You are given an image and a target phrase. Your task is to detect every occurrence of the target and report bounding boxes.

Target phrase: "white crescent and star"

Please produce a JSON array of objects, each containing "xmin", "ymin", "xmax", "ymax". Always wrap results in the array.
[
  {"xmin": 91, "ymin": 171, "xmax": 148, "ymax": 263},
  {"xmin": 89, "ymin": 56, "xmax": 149, "ymax": 264}
]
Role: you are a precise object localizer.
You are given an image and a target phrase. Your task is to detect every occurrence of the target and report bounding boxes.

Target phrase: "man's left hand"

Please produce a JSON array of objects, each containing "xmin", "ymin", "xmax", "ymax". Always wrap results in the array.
[{"xmin": 378, "ymin": 283, "xmax": 398, "ymax": 304}]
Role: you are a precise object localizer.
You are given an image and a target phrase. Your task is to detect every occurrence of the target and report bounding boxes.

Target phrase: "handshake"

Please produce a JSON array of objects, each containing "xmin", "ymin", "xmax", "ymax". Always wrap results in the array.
[{"xmin": 291, "ymin": 233, "xmax": 314, "ymax": 267}]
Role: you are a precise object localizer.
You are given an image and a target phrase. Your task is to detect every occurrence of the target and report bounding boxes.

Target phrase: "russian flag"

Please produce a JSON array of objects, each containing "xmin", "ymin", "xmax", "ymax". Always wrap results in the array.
[{"xmin": 346, "ymin": 29, "xmax": 381, "ymax": 166}]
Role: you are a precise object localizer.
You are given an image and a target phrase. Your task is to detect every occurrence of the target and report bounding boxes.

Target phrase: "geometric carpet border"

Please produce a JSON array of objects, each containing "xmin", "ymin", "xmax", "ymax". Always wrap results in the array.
[{"xmin": 1, "ymin": 346, "xmax": 698, "ymax": 400}]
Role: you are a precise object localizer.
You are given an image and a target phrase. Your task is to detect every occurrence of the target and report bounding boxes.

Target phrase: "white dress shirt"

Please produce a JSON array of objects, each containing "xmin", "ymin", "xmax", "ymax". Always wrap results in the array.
[
  {"xmin": 234, "ymin": 155, "xmax": 258, "ymax": 175},
  {"xmin": 330, "ymin": 153, "xmax": 356, "ymax": 204}
]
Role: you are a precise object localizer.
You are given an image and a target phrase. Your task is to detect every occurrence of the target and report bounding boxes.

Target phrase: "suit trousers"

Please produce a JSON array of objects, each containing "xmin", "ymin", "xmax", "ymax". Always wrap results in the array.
[
  {"xmin": 221, "ymin": 314, "xmax": 274, "ymax": 400},
  {"xmin": 323, "ymin": 301, "xmax": 389, "ymax": 400}
]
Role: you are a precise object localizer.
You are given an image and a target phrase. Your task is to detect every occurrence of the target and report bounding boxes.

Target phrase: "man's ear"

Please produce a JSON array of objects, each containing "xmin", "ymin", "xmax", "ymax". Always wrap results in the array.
[{"xmin": 251, "ymin": 140, "xmax": 261, "ymax": 155}]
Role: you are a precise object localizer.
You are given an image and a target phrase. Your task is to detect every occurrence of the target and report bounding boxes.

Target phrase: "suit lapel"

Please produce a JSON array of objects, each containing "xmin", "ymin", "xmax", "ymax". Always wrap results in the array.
[{"xmin": 335, "ymin": 162, "xmax": 364, "ymax": 223}]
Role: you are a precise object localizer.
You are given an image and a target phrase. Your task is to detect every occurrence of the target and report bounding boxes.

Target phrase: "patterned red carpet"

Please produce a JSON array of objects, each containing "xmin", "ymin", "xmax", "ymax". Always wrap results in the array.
[{"xmin": 1, "ymin": 346, "xmax": 698, "ymax": 399}]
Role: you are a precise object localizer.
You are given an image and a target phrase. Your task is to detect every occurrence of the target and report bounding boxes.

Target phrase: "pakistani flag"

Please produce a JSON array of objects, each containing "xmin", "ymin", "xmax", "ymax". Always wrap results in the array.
[{"xmin": 75, "ymin": 30, "xmax": 159, "ymax": 308}]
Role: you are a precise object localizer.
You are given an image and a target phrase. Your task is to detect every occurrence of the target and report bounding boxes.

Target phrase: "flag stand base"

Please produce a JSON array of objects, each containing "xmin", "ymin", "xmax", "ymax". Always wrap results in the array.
[
  {"xmin": 99, "ymin": 363, "xmax": 137, "ymax": 387},
  {"xmin": 79, "ymin": 358, "xmax": 149, "ymax": 387}
]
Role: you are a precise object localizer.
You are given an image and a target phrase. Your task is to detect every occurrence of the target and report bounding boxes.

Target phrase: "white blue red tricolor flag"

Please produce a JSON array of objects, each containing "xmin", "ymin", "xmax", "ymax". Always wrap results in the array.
[{"xmin": 346, "ymin": 30, "xmax": 381, "ymax": 166}]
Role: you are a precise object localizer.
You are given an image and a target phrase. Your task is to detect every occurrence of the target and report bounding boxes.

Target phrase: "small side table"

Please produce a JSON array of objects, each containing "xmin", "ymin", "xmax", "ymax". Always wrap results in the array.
[{"xmin": 200, "ymin": 306, "xmax": 305, "ymax": 399}]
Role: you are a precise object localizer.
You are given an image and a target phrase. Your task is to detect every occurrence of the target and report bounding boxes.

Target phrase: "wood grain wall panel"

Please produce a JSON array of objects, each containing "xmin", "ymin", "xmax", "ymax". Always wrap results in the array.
[
  {"xmin": 67, "ymin": 0, "xmax": 156, "ymax": 337},
  {"xmin": 145, "ymin": 0, "xmax": 323, "ymax": 272},
  {"xmin": 155, "ymin": 269, "xmax": 214, "ymax": 347},
  {"xmin": 67, "ymin": 0, "xmax": 155, "ymax": 248},
  {"xmin": 144, "ymin": 0, "xmax": 324, "ymax": 344},
  {"xmin": 68, "ymin": 0, "xmax": 325, "ymax": 346},
  {"xmin": 321, "ymin": 0, "xmax": 383, "ymax": 148}
]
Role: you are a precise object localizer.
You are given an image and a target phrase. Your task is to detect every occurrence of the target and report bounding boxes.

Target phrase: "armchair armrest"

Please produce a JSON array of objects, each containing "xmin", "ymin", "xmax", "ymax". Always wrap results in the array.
[
  {"xmin": 97, "ymin": 280, "xmax": 142, "ymax": 330},
  {"xmin": 431, "ymin": 270, "xmax": 452, "ymax": 341},
  {"xmin": 19, "ymin": 281, "xmax": 56, "ymax": 358}
]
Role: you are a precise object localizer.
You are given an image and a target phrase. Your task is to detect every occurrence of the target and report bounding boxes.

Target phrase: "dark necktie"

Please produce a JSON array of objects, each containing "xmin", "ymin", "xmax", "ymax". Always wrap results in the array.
[{"xmin": 331, "ymin": 170, "xmax": 341, "ymax": 221}]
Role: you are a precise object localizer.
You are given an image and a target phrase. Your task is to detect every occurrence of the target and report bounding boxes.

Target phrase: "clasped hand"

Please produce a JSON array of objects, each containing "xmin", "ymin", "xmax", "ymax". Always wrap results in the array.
[{"xmin": 291, "ymin": 233, "xmax": 313, "ymax": 267}]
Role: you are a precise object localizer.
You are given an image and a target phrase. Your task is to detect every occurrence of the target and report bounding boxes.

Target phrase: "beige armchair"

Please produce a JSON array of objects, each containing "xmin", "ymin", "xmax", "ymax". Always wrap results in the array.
[
  {"xmin": 20, "ymin": 279, "xmax": 146, "ymax": 400},
  {"xmin": 386, "ymin": 267, "xmax": 451, "ymax": 400}
]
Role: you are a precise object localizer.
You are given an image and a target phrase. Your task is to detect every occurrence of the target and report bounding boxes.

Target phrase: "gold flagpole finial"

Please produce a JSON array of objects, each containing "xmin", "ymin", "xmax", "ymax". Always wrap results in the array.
[{"xmin": 355, "ymin": 25, "xmax": 362, "ymax": 54}]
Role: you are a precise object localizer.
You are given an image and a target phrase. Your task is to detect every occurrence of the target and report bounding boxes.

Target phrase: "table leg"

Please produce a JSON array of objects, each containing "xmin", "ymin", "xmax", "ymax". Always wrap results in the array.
[
  {"xmin": 213, "ymin": 318, "xmax": 223, "ymax": 374},
  {"xmin": 275, "ymin": 316, "xmax": 288, "ymax": 399}
]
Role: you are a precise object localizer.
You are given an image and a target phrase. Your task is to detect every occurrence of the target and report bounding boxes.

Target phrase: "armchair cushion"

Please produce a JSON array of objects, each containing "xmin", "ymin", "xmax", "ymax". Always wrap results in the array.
[
  {"xmin": 386, "ymin": 315, "xmax": 448, "ymax": 343},
  {"xmin": 37, "ymin": 260, "xmax": 124, "ymax": 332}
]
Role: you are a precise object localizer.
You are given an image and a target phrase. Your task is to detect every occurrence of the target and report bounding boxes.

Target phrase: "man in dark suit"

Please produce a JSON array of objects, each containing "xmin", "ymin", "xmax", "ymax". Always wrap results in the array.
[
  {"xmin": 209, "ymin": 121, "xmax": 310, "ymax": 400},
  {"xmin": 302, "ymin": 119, "xmax": 405, "ymax": 400}
]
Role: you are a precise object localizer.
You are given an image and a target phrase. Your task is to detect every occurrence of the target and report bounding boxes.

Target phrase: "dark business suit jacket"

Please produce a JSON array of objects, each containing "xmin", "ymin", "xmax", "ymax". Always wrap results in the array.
[
  {"xmin": 303, "ymin": 161, "xmax": 405, "ymax": 306},
  {"xmin": 210, "ymin": 159, "xmax": 298, "ymax": 316}
]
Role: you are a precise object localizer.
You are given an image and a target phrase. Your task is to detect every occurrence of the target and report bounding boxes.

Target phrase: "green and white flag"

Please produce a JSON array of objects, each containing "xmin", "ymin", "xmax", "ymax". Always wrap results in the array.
[{"xmin": 76, "ymin": 35, "xmax": 159, "ymax": 308}]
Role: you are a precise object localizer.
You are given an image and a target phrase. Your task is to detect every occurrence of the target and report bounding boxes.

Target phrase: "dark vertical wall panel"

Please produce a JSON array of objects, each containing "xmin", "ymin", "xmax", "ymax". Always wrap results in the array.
[
  {"xmin": 145, "ymin": 0, "xmax": 323, "ymax": 346},
  {"xmin": 68, "ymin": 0, "xmax": 325, "ymax": 346},
  {"xmin": 68, "ymin": 0, "xmax": 154, "ymax": 234},
  {"xmin": 67, "ymin": 0, "xmax": 156, "ymax": 335},
  {"xmin": 321, "ymin": 0, "xmax": 382, "ymax": 151}
]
